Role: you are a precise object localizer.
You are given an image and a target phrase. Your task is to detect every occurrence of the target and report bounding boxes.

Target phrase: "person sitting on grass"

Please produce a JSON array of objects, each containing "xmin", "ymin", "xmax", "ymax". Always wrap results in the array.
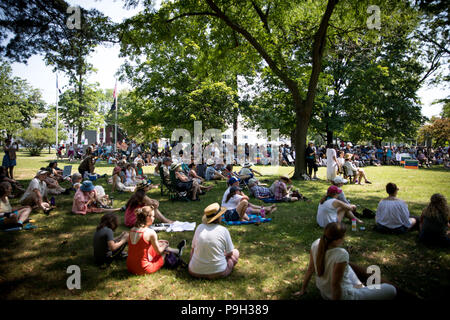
[
  {"xmin": 47, "ymin": 161, "xmax": 68, "ymax": 183},
  {"xmin": 272, "ymin": 175, "xmax": 300, "ymax": 202},
  {"xmin": 419, "ymin": 193, "xmax": 449, "ymax": 247},
  {"xmin": 343, "ymin": 154, "xmax": 371, "ymax": 184},
  {"xmin": 72, "ymin": 181, "xmax": 121, "ymax": 215},
  {"xmin": 0, "ymin": 166, "xmax": 25, "ymax": 197},
  {"xmin": 297, "ymin": 222, "xmax": 398, "ymax": 300},
  {"xmin": 374, "ymin": 183, "xmax": 419, "ymax": 234},
  {"xmin": 223, "ymin": 177, "xmax": 276, "ymax": 216},
  {"xmin": 0, "ymin": 182, "xmax": 32, "ymax": 230},
  {"xmin": 40, "ymin": 167, "xmax": 69, "ymax": 196},
  {"xmin": 222, "ymin": 186, "xmax": 276, "ymax": 222},
  {"xmin": 205, "ymin": 159, "xmax": 226, "ymax": 181},
  {"xmin": 93, "ymin": 213, "xmax": 129, "ymax": 266},
  {"xmin": 124, "ymin": 182, "xmax": 173, "ymax": 228},
  {"xmin": 112, "ymin": 166, "xmax": 135, "ymax": 193},
  {"xmin": 331, "ymin": 176, "xmax": 351, "ymax": 204},
  {"xmin": 188, "ymin": 203, "xmax": 239, "ymax": 279},
  {"xmin": 238, "ymin": 162, "xmax": 262, "ymax": 183},
  {"xmin": 78, "ymin": 155, "xmax": 106, "ymax": 181},
  {"xmin": 127, "ymin": 206, "xmax": 184, "ymax": 275},
  {"xmin": 20, "ymin": 170, "xmax": 52, "ymax": 214},
  {"xmin": 71, "ymin": 172, "xmax": 83, "ymax": 191},
  {"xmin": 222, "ymin": 164, "xmax": 240, "ymax": 180},
  {"xmin": 317, "ymin": 186, "xmax": 363, "ymax": 228}
]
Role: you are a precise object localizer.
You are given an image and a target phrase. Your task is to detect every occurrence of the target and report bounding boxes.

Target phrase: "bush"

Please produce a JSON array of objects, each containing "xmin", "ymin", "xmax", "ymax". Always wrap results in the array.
[{"xmin": 20, "ymin": 127, "xmax": 55, "ymax": 156}]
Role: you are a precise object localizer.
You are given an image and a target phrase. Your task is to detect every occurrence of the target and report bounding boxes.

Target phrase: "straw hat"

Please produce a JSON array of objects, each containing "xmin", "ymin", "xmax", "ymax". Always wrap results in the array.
[
  {"xmin": 280, "ymin": 174, "xmax": 292, "ymax": 183},
  {"xmin": 170, "ymin": 162, "xmax": 182, "ymax": 171},
  {"xmin": 206, "ymin": 158, "xmax": 215, "ymax": 166},
  {"xmin": 36, "ymin": 170, "xmax": 49, "ymax": 176},
  {"xmin": 243, "ymin": 162, "xmax": 253, "ymax": 168},
  {"xmin": 136, "ymin": 181, "xmax": 151, "ymax": 191},
  {"xmin": 202, "ymin": 203, "xmax": 227, "ymax": 224}
]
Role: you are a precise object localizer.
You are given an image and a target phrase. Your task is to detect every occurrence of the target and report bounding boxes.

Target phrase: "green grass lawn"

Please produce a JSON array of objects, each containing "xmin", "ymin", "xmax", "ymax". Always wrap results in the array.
[{"xmin": 0, "ymin": 151, "xmax": 449, "ymax": 300}]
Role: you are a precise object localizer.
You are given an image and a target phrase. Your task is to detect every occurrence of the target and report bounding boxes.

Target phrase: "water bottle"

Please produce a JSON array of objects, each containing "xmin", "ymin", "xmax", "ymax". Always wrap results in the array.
[
  {"xmin": 50, "ymin": 197, "xmax": 56, "ymax": 206},
  {"xmin": 110, "ymin": 196, "xmax": 114, "ymax": 207},
  {"xmin": 352, "ymin": 219, "xmax": 357, "ymax": 231}
]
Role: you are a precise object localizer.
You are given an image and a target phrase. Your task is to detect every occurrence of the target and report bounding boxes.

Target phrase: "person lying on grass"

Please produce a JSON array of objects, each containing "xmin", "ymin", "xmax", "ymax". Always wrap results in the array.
[
  {"xmin": 419, "ymin": 193, "xmax": 450, "ymax": 247},
  {"xmin": 124, "ymin": 182, "xmax": 173, "ymax": 227},
  {"xmin": 248, "ymin": 178, "xmax": 274, "ymax": 200},
  {"xmin": 0, "ymin": 182, "xmax": 32, "ymax": 230},
  {"xmin": 297, "ymin": 222, "xmax": 398, "ymax": 300},
  {"xmin": 20, "ymin": 170, "xmax": 53, "ymax": 214},
  {"xmin": 72, "ymin": 181, "xmax": 121, "ymax": 215},
  {"xmin": 188, "ymin": 202, "xmax": 239, "ymax": 279},
  {"xmin": 222, "ymin": 186, "xmax": 276, "ymax": 222},
  {"xmin": 222, "ymin": 177, "xmax": 276, "ymax": 220},
  {"xmin": 316, "ymin": 186, "xmax": 363, "ymax": 228},
  {"xmin": 374, "ymin": 183, "xmax": 419, "ymax": 234},
  {"xmin": 127, "ymin": 206, "xmax": 183, "ymax": 275},
  {"xmin": 93, "ymin": 213, "xmax": 128, "ymax": 266}
]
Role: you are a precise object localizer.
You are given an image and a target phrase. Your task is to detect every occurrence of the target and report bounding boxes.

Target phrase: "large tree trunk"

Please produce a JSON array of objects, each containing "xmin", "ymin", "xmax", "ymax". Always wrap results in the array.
[
  {"xmin": 327, "ymin": 130, "xmax": 333, "ymax": 146},
  {"xmin": 292, "ymin": 0, "xmax": 338, "ymax": 179}
]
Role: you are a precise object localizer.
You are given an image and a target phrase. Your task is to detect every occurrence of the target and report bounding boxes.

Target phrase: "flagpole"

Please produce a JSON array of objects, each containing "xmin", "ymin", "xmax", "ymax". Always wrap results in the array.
[
  {"xmin": 114, "ymin": 80, "xmax": 118, "ymax": 153},
  {"xmin": 56, "ymin": 74, "xmax": 59, "ymax": 151}
]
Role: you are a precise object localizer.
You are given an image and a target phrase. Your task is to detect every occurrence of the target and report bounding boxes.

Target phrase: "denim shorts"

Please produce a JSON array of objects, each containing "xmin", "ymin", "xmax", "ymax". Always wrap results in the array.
[{"xmin": 224, "ymin": 209, "xmax": 240, "ymax": 221}]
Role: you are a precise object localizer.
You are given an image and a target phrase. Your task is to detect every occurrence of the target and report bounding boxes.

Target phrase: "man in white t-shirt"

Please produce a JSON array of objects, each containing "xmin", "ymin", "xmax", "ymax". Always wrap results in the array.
[
  {"xmin": 20, "ymin": 170, "xmax": 51, "ymax": 213},
  {"xmin": 188, "ymin": 203, "xmax": 239, "ymax": 279}
]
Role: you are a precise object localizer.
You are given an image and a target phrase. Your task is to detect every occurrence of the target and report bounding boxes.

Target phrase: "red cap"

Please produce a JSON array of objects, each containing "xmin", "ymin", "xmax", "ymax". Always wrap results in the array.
[{"xmin": 327, "ymin": 185, "xmax": 342, "ymax": 194}]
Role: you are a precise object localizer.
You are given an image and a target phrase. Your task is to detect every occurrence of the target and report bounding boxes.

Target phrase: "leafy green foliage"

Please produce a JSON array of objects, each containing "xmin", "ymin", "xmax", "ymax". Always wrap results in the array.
[
  {"xmin": 20, "ymin": 127, "xmax": 55, "ymax": 156},
  {"xmin": 0, "ymin": 61, "xmax": 44, "ymax": 136}
]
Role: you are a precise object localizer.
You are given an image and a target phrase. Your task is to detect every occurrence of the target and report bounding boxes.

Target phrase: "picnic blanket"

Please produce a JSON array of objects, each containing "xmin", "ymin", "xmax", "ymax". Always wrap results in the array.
[
  {"xmin": 260, "ymin": 197, "xmax": 282, "ymax": 203},
  {"xmin": 222, "ymin": 214, "xmax": 272, "ymax": 225},
  {"xmin": 149, "ymin": 221, "xmax": 196, "ymax": 232}
]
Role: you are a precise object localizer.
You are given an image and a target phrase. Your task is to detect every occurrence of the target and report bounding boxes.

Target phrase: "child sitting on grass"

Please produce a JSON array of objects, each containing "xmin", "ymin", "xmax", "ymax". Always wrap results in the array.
[{"xmin": 93, "ymin": 213, "xmax": 128, "ymax": 266}]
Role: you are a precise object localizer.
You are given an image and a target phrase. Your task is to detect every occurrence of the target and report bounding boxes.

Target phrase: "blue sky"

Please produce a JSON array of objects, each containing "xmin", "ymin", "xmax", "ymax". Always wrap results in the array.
[{"xmin": 9, "ymin": 0, "xmax": 449, "ymax": 119}]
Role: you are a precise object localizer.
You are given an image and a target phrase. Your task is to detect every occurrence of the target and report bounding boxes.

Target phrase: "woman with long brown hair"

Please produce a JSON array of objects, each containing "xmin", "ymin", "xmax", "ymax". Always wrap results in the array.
[
  {"xmin": 297, "ymin": 222, "xmax": 397, "ymax": 300},
  {"xmin": 419, "ymin": 193, "xmax": 450, "ymax": 247}
]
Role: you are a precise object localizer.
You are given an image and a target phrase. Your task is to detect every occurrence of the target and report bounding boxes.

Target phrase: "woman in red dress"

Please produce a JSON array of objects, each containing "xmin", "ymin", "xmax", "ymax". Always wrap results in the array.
[{"xmin": 127, "ymin": 206, "xmax": 179, "ymax": 275}]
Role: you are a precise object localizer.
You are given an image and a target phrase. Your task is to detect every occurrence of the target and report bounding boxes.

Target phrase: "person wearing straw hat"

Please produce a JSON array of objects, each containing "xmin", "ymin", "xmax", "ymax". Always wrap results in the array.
[
  {"xmin": 205, "ymin": 158, "xmax": 226, "ymax": 181},
  {"xmin": 72, "ymin": 181, "xmax": 121, "ymax": 215},
  {"xmin": 343, "ymin": 154, "xmax": 371, "ymax": 185},
  {"xmin": 238, "ymin": 162, "xmax": 261, "ymax": 183},
  {"xmin": 316, "ymin": 186, "xmax": 363, "ymax": 228},
  {"xmin": 188, "ymin": 203, "xmax": 239, "ymax": 279},
  {"xmin": 20, "ymin": 170, "xmax": 52, "ymax": 213},
  {"xmin": 331, "ymin": 176, "xmax": 351, "ymax": 205}
]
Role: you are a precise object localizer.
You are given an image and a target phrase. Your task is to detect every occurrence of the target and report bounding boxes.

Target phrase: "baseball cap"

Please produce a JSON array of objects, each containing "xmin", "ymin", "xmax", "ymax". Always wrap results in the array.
[
  {"xmin": 228, "ymin": 176, "xmax": 240, "ymax": 185},
  {"xmin": 327, "ymin": 185, "xmax": 342, "ymax": 194}
]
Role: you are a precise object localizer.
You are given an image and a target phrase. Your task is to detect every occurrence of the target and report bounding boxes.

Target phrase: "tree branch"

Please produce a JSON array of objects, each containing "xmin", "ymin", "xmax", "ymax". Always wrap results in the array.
[{"xmin": 166, "ymin": 11, "xmax": 219, "ymax": 23}]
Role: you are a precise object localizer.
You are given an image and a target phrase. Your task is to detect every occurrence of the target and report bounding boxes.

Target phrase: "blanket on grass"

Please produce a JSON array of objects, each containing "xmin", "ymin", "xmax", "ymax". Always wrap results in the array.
[{"xmin": 222, "ymin": 214, "xmax": 272, "ymax": 225}]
